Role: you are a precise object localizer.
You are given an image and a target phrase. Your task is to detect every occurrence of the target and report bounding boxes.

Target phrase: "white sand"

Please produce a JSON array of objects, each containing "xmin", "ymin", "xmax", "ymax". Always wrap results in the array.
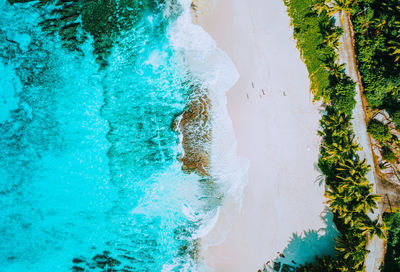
[{"xmin": 194, "ymin": 0, "xmax": 337, "ymax": 271}]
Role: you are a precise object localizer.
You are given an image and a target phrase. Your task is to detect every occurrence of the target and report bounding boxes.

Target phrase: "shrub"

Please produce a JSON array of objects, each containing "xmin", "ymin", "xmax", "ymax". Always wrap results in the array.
[
  {"xmin": 331, "ymin": 76, "xmax": 356, "ymax": 116},
  {"xmin": 382, "ymin": 212, "xmax": 400, "ymax": 272},
  {"xmin": 367, "ymin": 119, "xmax": 392, "ymax": 143},
  {"xmin": 382, "ymin": 145, "xmax": 397, "ymax": 163},
  {"xmin": 391, "ymin": 110, "xmax": 400, "ymax": 127}
]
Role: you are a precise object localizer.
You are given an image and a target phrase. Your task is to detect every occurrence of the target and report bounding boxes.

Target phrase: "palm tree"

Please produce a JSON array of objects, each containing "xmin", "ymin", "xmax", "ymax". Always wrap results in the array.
[
  {"xmin": 320, "ymin": 50, "xmax": 338, "ymax": 65},
  {"xmin": 360, "ymin": 219, "xmax": 387, "ymax": 239},
  {"xmin": 327, "ymin": 33, "xmax": 342, "ymax": 49},
  {"xmin": 325, "ymin": 62, "xmax": 346, "ymax": 79},
  {"xmin": 327, "ymin": 0, "xmax": 355, "ymax": 22},
  {"xmin": 312, "ymin": 0, "xmax": 330, "ymax": 15},
  {"xmin": 319, "ymin": 109, "xmax": 350, "ymax": 137},
  {"xmin": 388, "ymin": 38, "xmax": 400, "ymax": 62},
  {"xmin": 325, "ymin": 133, "xmax": 360, "ymax": 161},
  {"xmin": 317, "ymin": 20, "xmax": 342, "ymax": 50},
  {"xmin": 325, "ymin": 190, "xmax": 349, "ymax": 215},
  {"xmin": 335, "ymin": 233, "xmax": 367, "ymax": 264},
  {"xmin": 336, "ymin": 157, "xmax": 370, "ymax": 181},
  {"xmin": 357, "ymin": 194, "xmax": 381, "ymax": 214}
]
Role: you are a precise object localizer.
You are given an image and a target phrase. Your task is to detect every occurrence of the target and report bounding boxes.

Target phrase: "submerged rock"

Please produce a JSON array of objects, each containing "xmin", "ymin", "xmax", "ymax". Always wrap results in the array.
[
  {"xmin": 93, "ymin": 253, "xmax": 121, "ymax": 268},
  {"xmin": 175, "ymin": 88, "xmax": 212, "ymax": 176}
]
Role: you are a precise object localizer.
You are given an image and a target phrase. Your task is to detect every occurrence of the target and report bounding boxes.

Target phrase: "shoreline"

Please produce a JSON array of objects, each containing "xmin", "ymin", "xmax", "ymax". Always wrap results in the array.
[{"xmin": 194, "ymin": 0, "xmax": 337, "ymax": 271}]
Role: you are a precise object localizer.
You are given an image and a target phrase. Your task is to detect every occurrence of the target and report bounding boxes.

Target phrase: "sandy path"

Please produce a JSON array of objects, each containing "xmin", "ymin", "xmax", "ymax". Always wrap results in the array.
[
  {"xmin": 337, "ymin": 12, "xmax": 385, "ymax": 272},
  {"xmin": 195, "ymin": 0, "xmax": 337, "ymax": 271}
]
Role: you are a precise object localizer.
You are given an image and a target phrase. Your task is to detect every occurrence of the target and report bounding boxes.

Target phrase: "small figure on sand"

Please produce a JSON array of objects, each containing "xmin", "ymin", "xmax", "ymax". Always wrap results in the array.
[
  {"xmin": 283, "ymin": 91, "xmax": 287, "ymax": 96},
  {"xmin": 277, "ymin": 252, "xmax": 285, "ymax": 258},
  {"xmin": 251, "ymin": 82, "xmax": 254, "ymax": 88},
  {"xmin": 262, "ymin": 89, "xmax": 266, "ymax": 95},
  {"xmin": 246, "ymin": 93, "xmax": 250, "ymax": 99}
]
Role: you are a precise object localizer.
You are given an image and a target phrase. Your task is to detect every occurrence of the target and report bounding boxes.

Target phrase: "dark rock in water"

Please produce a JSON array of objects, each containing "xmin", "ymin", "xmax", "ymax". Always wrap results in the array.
[
  {"xmin": 281, "ymin": 264, "xmax": 296, "ymax": 272},
  {"xmin": 81, "ymin": 0, "xmax": 115, "ymax": 35},
  {"xmin": 61, "ymin": 13, "xmax": 80, "ymax": 23},
  {"xmin": 72, "ymin": 258, "xmax": 85, "ymax": 264},
  {"xmin": 59, "ymin": 22, "xmax": 79, "ymax": 37},
  {"xmin": 93, "ymin": 253, "xmax": 121, "ymax": 268},
  {"xmin": 86, "ymin": 261, "xmax": 96, "ymax": 269},
  {"xmin": 7, "ymin": 0, "xmax": 35, "ymax": 4},
  {"xmin": 55, "ymin": 0, "xmax": 72, "ymax": 7},
  {"xmin": 56, "ymin": 4, "xmax": 79, "ymax": 17},
  {"xmin": 273, "ymin": 262, "xmax": 281, "ymax": 271},
  {"xmin": 39, "ymin": 0, "xmax": 53, "ymax": 4},
  {"xmin": 120, "ymin": 254, "xmax": 136, "ymax": 261},
  {"xmin": 71, "ymin": 266, "xmax": 85, "ymax": 272},
  {"xmin": 40, "ymin": 23, "xmax": 59, "ymax": 33},
  {"xmin": 6, "ymin": 0, "xmax": 160, "ymax": 66}
]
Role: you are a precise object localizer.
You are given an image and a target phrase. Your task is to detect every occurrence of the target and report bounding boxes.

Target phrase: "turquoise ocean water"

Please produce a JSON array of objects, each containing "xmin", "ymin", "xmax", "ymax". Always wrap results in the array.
[{"xmin": 0, "ymin": 0, "xmax": 246, "ymax": 271}]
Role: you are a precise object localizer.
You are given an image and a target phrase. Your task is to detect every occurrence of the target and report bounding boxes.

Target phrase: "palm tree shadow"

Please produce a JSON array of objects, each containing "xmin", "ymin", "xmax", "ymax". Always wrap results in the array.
[
  {"xmin": 261, "ymin": 208, "xmax": 338, "ymax": 272},
  {"xmin": 313, "ymin": 160, "xmax": 326, "ymax": 188}
]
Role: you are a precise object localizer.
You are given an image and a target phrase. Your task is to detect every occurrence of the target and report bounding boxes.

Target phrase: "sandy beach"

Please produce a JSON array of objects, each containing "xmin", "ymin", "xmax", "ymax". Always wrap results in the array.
[{"xmin": 194, "ymin": 0, "xmax": 338, "ymax": 271}]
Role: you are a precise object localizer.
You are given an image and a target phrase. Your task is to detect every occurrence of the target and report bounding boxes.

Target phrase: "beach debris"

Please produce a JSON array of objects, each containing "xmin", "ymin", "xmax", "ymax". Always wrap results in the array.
[
  {"xmin": 277, "ymin": 252, "xmax": 285, "ymax": 258},
  {"xmin": 246, "ymin": 93, "xmax": 249, "ymax": 99},
  {"xmin": 251, "ymin": 81, "xmax": 254, "ymax": 88},
  {"xmin": 283, "ymin": 91, "xmax": 287, "ymax": 96},
  {"xmin": 262, "ymin": 89, "xmax": 266, "ymax": 95}
]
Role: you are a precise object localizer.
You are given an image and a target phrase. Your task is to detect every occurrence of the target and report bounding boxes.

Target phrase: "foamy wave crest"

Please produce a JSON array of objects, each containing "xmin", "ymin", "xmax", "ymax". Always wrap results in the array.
[{"xmin": 168, "ymin": 0, "xmax": 249, "ymax": 240}]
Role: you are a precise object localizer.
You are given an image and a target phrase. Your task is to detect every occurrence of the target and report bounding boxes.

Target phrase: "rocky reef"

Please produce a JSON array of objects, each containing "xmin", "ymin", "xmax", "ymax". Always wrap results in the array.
[
  {"xmin": 7, "ymin": 0, "xmax": 164, "ymax": 67},
  {"xmin": 174, "ymin": 88, "xmax": 212, "ymax": 177}
]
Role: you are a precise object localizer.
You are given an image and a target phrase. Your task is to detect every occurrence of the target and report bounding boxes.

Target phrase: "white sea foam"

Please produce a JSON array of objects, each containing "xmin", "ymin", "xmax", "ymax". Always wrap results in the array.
[{"xmin": 168, "ymin": 0, "xmax": 249, "ymax": 242}]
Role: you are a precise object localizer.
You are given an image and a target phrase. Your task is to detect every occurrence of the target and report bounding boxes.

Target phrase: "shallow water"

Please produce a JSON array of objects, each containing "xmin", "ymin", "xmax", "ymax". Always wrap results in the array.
[{"xmin": 0, "ymin": 0, "xmax": 241, "ymax": 271}]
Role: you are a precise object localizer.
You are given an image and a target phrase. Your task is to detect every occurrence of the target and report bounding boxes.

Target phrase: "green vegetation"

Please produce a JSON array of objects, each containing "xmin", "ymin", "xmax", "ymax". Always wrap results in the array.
[
  {"xmin": 367, "ymin": 119, "xmax": 393, "ymax": 144},
  {"xmin": 284, "ymin": 0, "xmax": 356, "ymax": 115},
  {"xmin": 382, "ymin": 212, "xmax": 400, "ymax": 271},
  {"xmin": 314, "ymin": 107, "xmax": 383, "ymax": 271},
  {"xmin": 352, "ymin": 0, "xmax": 400, "ymax": 119},
  {"xmin": 392, "ymin": 111, "xmax": 400, "ymax": 127},
  {"xmin": 283, "ymin": 0, "xmax": 335, "ymax": 99},
  {"xmin": 382, "ymin": 145, "xmax": 397, "ymax": 164},
  {"xmin": 351, "ymin": 0, "xmax": 400, "ymax": 172},
  {"xmin": 284, "ymin": 0, "xmax": 384, "ymax": 271}
]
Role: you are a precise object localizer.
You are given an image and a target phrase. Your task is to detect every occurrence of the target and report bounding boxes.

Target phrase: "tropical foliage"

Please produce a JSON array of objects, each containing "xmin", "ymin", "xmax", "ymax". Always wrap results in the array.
[
  {"xmin": 284, "ymin": 0, "xmax": 385, "ymax": 271},
  {"xmin": 285, "ymin": 0, "xmax": 356, "ymax": 115},
  {"xmin": 314, "ymin": 107, "xmax": 383, "ymax": 271},
  {"xmin": 352, "ymin": 0, "xmax": 400, "ymax": 116},
  {"xmin": 367, "ymin": 119, "xmax": 393, "ymax": 144},
  {"xmin": 382, "ymin": 211, "xmax": 400, "ymax": 271},
  {"xmin": 351, "ymin": 0, "xmax": 400, "ymax": 176}
]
